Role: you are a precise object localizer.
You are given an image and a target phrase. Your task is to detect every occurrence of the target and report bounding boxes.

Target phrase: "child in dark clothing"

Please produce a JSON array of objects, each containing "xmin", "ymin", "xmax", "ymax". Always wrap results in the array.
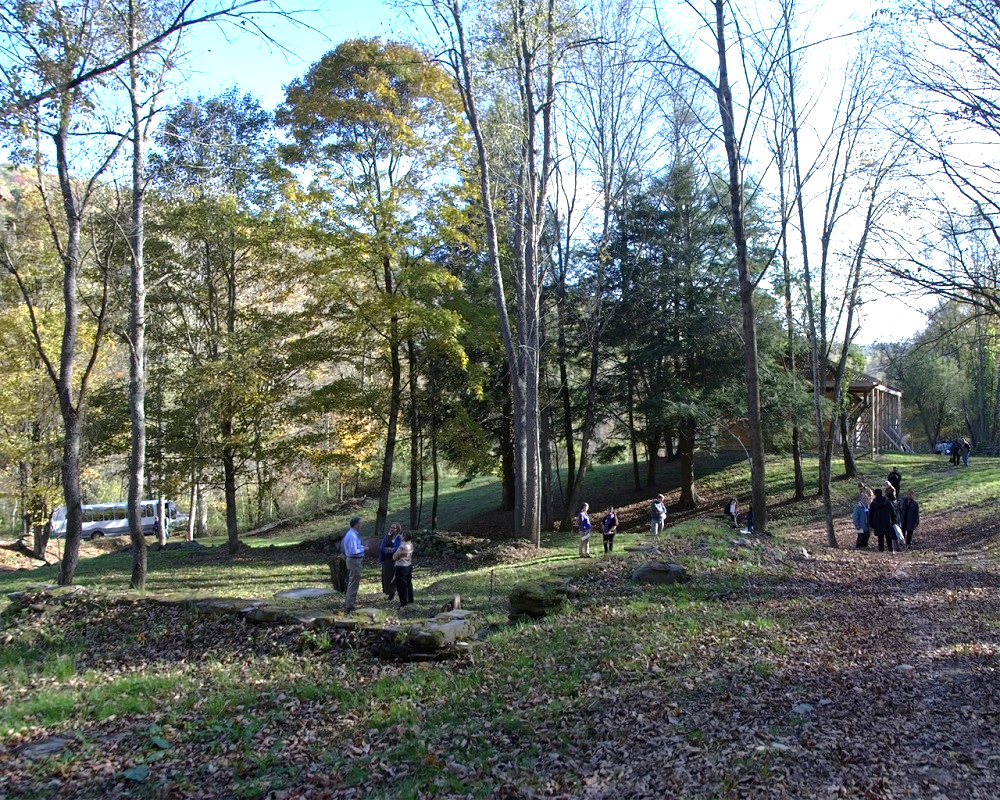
[{"xmin": 601, "ymin": 508, "xmax": 618, "ymax": 554}]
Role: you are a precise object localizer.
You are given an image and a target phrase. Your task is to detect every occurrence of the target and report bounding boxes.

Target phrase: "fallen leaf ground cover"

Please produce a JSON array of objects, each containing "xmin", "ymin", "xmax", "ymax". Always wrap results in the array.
[{"xmin": 1, "ymin": 454, "xmax": 998, "ymax": 798}]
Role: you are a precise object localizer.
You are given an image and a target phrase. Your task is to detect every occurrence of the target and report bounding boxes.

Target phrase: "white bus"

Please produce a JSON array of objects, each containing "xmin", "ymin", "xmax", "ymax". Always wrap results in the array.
[{"xmin": 49, "ymin": 500, "xmax": 185, "ymax": 540}]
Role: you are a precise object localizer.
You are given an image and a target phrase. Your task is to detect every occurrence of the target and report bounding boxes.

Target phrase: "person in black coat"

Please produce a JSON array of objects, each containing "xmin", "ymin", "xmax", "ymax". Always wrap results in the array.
[
  {"xmin": 899, "ymin": 490, "xmax": 920, "ymax": 545},
  {"xmin": 868, "ymin": 488, "xmax": 899, "ymax": 553},
  {"xmin": 886, "ymin": 467, "xmax": 902, "ymax": 499}
]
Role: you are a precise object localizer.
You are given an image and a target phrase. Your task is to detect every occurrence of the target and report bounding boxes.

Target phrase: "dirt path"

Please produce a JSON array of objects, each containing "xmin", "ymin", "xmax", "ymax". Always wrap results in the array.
[{"xmin": 543, "ymin": 514, "xmax": 1000, "ymax": 799}]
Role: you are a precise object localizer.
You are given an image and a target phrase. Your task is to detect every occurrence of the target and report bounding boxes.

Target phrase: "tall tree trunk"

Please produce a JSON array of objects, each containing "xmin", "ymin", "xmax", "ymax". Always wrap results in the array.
[
  {"xmin": 376, "ymin": 331, "xmax": 402, "ymax": 538},
  {"xmin": 408, "ymin": 338, "xmax": 419, "ymax": 531},
  {"xmin": 713, "ymin": 0, "xmax": 768, "ymax": 534},
  {"xmin": 223, "ymin": 434, "xmax": 239, "ymax": 555},
  {"xmin": 500, "ymin": 384, "xmax": 515, "ymax": 512},
  {"xmin": 187, "ymin": 478, "xmax": 197, "ymax": 541},
  {"xmin": 430, "ymin": 428, "xmax": 439, "ymax": 531},
  {"xmin": 557, "ymin": 320, "xmax": 575, "ymax": 513},
  {"xmin": 54, "ymin": 124, "xmax": 84, "ymax": 586},
  {"xmin": 776, "ymin": 90, "xmax": 805, "ymax": 503},
  {"xmin": 441, "ymin": 0, "xmax": 552, "ymax": 545},
  {"xmin": 127, "ymin": 11, "xmax": 148, "ymax": 588},
  {"xmin": 677, "ymin": 419, "xmax": 700, "ymax": 509},
  {"xmin": 58, "ymin": 410, "xmax": 83, "ymax": 585},
  {"xmin": 627, "ymin": 353, "xmax": 641, "ymax": 491},
  {"xmin": 540, "ymin": 396, "xmax": 554, "ymax": 530},
  {"xmin": 792, "ymin": 426, "xmax": 805, "ymax": 500},
  {"xmin": 157, "ymin": 496, "xmax": 167, "ymax": 547},
  {"xmin": 197, "ymin": 487, "xmax": 208, "ymax": 537},
  {"xmin": 645, "ymin": 429, "xmax": 660, "ymax": 488},
  {"xmin": 840, "ymin": 413, "xmax": 857, "ymax": 478}
]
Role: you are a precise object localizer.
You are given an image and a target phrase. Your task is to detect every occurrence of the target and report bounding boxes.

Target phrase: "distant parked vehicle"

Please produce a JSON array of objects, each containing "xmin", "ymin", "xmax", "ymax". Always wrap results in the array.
[{"xmin": 49, "ymin": 500, "xmax": 187, "ymax": 540}]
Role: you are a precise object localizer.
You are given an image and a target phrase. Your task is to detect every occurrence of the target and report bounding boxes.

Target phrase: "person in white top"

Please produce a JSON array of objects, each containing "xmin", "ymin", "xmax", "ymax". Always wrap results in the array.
[
  {"xmin": 342, "ymin": 517, "xmax": 365, "ymax": 612},
  {"xmin": 392, "ymin": 531, "xmax": 414, "ymax": 607},
  {"xmin": 650, "ymin": 494, "xmax": 667, "ymax": 535}
]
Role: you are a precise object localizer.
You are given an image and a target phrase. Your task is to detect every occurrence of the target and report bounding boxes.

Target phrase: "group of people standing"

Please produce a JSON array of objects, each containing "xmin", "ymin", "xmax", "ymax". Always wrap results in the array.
[
  {"xmin": 949, "ymin": 438, "xmax": 971, "ymax": 467},
  {"xmin": 853, "ymin": 467, "xmax": 920, "ymax": 552},
  {"xmin": 339, "ymin": 516, "xmax": 415, "ymax": 613},
  {"xmin": 577, "ymin": 502, "xmax": 619, "ymax": 557},
  {"xmin": 576, "ymin": 492, "xmax": 673, "ymax": 557}
]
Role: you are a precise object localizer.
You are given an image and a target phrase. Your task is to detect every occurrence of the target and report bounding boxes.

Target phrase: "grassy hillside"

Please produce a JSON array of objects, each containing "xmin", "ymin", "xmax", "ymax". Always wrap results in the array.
[{"xmin": 0, "ymin": 452, "xmax": 997, "ymax": 798}]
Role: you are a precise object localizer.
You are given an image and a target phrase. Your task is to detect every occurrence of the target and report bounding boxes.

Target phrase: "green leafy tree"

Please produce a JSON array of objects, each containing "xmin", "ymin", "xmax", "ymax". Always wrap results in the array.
[
  {"xmin": 0, "ymin": 179, "xmax": 64, "ymax": 554},
  {"xmin": 606, "ymin": 165, "xmax": 747, "ymax": 507},
  {"xmin": 0, "ymin": 2, "xmax": 127, "ymax": 583},
  {"xmin": 278, "ymin": 38, "xmax": 468, "ymax": 537},
  {"xmin": 879, "ymin": 336, "xmax": 962, "ymax": 448},
  {"xmin": 149, "ymin": 88, "xmax": 307, "ymax": 553}
]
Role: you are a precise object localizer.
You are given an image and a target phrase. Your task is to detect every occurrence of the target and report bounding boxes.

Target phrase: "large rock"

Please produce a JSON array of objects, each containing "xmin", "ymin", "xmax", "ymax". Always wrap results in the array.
[
  {"xmin": 630, "ymin": 561, "xmax": 690, "ymax": 585},
  {"xmin": 508, "ymin": 581, "xmax": 569, "ymax": 619},
  {"xmin": 328, "ymin": 555, "xmax": 348, "ymax": 592},
  {"xmin": 407, "ymin": 609, "xmax": 478, "ymax": 652}
]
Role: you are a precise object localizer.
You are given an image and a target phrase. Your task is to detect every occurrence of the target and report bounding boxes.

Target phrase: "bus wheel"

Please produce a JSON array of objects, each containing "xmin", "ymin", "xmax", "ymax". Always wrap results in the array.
[{"xmin": 91, "ymin": 531, "xmax": 104, "ymax": 539}]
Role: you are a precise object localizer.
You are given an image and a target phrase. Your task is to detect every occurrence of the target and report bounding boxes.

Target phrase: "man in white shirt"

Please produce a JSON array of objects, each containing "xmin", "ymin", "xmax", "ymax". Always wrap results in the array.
[{"xmin": 342, "ymin": 516, "xmax": 365, "ymax": 612}]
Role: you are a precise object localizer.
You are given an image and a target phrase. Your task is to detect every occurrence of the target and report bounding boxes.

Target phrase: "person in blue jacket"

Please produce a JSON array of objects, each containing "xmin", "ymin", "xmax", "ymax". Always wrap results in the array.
[{"xmin": 853, "ymin": 499, "xmax": 870, "ymax": 548}]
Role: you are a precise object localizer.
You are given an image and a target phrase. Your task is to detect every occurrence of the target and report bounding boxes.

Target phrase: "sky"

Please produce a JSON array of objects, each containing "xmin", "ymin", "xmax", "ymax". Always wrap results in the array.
[
  {"xmin": 176, "ymin": 1, "xmax": 395, "ymax": 110},
  {"xmin": 174, "ymin": 0, "xmax": 929, "ymax": 349}
]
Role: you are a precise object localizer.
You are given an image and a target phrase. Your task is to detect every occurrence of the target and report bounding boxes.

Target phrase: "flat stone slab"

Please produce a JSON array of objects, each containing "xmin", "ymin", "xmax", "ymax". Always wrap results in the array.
[
  {"xmin": 16, "ymin": 736, "xmax": 74, "ymax": 759},
  {"xmin": 285, "ymin": 609, "xmax": 341, "ymax": 627},
  {"xmin": 274, "ymin": 588, "xmax": 335, "ymax": 600},
  {"xmin": 321, "ymin": 608, "xmax": 378, "ymax": 631},
  {"xmin": 407, "ymin": 609, "xmax": 478, "ymax": 652},
  {"xmin": 188, "ymin": 597, "xmax": 264, "ymax": 616}
]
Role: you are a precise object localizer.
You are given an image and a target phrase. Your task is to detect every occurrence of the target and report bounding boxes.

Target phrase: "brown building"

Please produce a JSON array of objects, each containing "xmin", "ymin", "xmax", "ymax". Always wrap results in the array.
[{"xmin": 836, "ymin": 371, "xmax": 905, "ymax": 456}]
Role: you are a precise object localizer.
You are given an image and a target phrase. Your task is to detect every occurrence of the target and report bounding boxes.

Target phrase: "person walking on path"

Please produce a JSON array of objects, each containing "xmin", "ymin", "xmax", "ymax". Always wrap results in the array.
[
  {"xmin": 868, "ymin": 488, "xmax": 898, "ymax": 553},
  {"xmin": 378, "ymin": 522, "xmax": 402, "ymax": 601},
  {"xmin": 650, "ymin": 494, "xmax": 667, "ymax": 535},
  {"xmin": 899, "ymin": 490, "xmax": 920, "ymax": 546},
  {"xmin": 342, "ymin": 516, "xmax": 366, "ymax": 612},
  {"xmin": 392, "ymin": 531, "xmax": 414, "ymax": 608},
  {"xmin": 962, "ymin": 439, "xmax": 971, "ymax": 467},
  {"xmin": 578, "ymin": 503, "xmax": 593, "ymax": 557},
  {"xmin": 601, "ymin": 507, "xmax": 618, "ymax": 555}
]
